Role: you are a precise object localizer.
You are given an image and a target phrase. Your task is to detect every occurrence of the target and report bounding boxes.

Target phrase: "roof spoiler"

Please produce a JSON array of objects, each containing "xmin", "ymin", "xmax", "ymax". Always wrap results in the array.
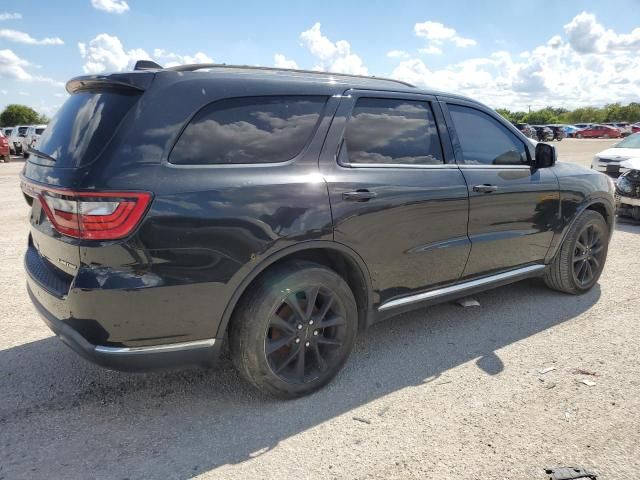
[{"xmin": 66, "ymin": 72, "xmax": 155, "ymax": 94}]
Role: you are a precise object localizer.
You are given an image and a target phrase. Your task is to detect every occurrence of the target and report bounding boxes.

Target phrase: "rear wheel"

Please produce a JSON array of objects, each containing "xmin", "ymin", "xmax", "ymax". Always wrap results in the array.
[
  {"xmin": 576, "ymin": 133, "xmax": 583, "ymax": 139},
  {"xmin": 544, "ymin": 210, "xmax": 609, "ymax": 294},
  {"xmin": 229, "ymin": 261, "xmax": 358, "ymax": 398}
]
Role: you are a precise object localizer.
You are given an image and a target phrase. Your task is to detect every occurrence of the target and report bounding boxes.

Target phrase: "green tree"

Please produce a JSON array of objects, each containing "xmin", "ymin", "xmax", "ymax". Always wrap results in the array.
[{"xmin": 0, "ymin": 104, "xmax": 42, "ymax": 127}]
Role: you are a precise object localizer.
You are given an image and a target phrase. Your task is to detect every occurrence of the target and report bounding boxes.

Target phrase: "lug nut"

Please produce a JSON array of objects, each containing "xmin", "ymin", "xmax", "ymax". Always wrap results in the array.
[
  {"xmin": 295, "ymin": 338, "xmax": 301, "ymax": 344},
  {"xmin": 313, "ymin": 330, "xmax": 319, "ymax": 336},
  {"xmin": 308, "ymin": 320, "xmax": 314, "ymax": 325},
  {"xmin": 305, "ymin": 341, "xmax": 310, "ymax": 347},
  {"xmin": 297, "ymin": 324, "xmax": 303, "ymax": 330}
]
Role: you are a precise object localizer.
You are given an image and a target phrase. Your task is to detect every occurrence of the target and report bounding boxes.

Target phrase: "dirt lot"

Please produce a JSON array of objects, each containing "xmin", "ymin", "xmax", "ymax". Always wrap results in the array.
[{"xmin": 1, "ymin": 139, "xmax": 639, "ymax": 480}]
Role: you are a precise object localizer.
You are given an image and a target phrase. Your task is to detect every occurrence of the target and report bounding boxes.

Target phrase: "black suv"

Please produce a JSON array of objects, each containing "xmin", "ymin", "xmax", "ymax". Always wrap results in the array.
[{"xmin": 22, "ymin": 63, "xmax": 615, "ymax": 398}]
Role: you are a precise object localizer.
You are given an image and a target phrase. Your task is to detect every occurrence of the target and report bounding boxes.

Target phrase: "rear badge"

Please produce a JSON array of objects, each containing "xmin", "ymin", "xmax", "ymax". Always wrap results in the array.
[{"xmin": 58, "ymin": 258, "xmax": 78, "ymax": 270}]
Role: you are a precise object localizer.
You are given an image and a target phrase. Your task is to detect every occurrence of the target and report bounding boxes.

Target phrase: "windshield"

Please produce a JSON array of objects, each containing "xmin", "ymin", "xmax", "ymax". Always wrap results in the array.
[
  {"xmin": 35, "ymin": 91, "xmax": 140, "ymax": 167},
  {"xmin": 35, "ymin": 128, "xmax": 45, "ymax": 135},
  {"xmin": 615, "ymin": 133, "xmax": 640, "ymax": 148}
]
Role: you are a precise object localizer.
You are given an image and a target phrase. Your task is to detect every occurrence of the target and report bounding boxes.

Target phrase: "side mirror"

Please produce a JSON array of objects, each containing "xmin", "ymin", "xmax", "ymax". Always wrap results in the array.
[{"xmin": 534, "ymin": 143, "xmax": 557, "ymax": 168}]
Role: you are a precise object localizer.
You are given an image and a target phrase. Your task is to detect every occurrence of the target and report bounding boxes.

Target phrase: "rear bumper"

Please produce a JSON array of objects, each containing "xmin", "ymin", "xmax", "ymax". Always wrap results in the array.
[{"xmin": 27, "ymin": 283, "xmax": 222, "ymax": 372}]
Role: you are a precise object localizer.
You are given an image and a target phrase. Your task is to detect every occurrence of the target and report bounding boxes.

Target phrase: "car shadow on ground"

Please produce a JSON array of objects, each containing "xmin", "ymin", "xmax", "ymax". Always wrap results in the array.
[
  {"xmin": 616, "ymin": 217, "xmax": 640, "ymax": 231},
  {"xmin": 0, "ymin": 278, "xmax": 600, "ymax": 479}
]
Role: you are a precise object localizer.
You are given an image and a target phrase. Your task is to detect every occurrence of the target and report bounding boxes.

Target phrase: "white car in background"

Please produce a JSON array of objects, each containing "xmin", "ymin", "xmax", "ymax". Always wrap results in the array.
[
  {"xmin": 591, "ymin": 132, "xmax": 640, "ymax": 176},
  {"xmin": 616, "ymin": 157, "xmax": 640, "ymax": 221},
  {"xmin": 20, "ymin": 124, "xmax": 47, "ymax": 157}
]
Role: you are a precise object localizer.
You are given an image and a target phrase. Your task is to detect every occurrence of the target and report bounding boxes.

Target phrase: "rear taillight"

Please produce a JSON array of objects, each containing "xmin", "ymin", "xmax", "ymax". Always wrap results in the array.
[{"xmin": 21, "ymin": 181, "xmax": 151, "ymax": 240}]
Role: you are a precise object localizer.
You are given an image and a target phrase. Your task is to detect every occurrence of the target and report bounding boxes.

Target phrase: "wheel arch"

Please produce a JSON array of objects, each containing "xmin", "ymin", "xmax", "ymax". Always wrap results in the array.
[
  {"xmin": 545, "ymin": 196, "xmax": 615, "ymax": 263},
  {"xmin": 216, "ymin": 241, "xmax": 374, "ymax": 339}
]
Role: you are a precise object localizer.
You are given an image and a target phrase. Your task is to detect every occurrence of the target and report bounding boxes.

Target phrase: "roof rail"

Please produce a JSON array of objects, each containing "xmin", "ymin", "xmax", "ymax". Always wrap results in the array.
[{"xmin": 163, "ymin": 63, "xmax": 416, "ymax": 88}]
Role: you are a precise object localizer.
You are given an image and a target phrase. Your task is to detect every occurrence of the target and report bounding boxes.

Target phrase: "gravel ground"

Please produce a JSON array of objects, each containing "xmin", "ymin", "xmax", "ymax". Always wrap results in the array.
[{"xmin": 1, "ymin": 139, "xmax": 639, "ymax": 480}]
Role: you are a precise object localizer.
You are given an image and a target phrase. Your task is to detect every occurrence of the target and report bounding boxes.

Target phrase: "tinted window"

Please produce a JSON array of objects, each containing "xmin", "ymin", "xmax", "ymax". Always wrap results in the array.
[
  {"xmin": 449, "ymin": 104, "xmax": 528, "ymax": 166},
  {"xmin": 36, "ymin": 91, "xmax": 140, "ymax": 167},
  {"xmin": 170, "ymin": 96, "xmax": 326, "ymax": 165},
  {"xmin": 35, "ymin": 128, "xmax": 45, "ymax": 135},
  {"xmin": 344, "ymin": 98, "xmax": 443, "ymax": 165}
]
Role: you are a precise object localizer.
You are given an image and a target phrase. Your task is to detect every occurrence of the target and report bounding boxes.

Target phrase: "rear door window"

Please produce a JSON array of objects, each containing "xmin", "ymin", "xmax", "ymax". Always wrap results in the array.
[
  {"xmin": 343, "ymin": 97, "xmax": 443, "ymax": 165},
  {"xmin": 35, "ymin": 91, "xmax": 141, "ymax": 167},
  {"xmin": 170, "ymin": 96, "xmax": 327, "ymax": 165}
]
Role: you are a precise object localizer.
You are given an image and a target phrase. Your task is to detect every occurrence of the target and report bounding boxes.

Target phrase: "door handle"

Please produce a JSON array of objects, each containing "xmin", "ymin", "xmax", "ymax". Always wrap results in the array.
[
  {"xmin": 342, "ymin": 190, "xmax": 377, "ymax": 201},
  {"xmin": 473, "ymin": 184, "xmax": 498, "ymax": 193}
]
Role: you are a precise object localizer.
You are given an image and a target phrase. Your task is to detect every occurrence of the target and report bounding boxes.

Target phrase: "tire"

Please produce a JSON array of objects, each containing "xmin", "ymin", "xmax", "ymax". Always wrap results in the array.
[
  {"xmin": 576, "ymin": 133, "xmax": 583, "ymax": 139},
  {"xmin": 544, "ymin": 210, "xmax": 609, "ymax": 295},
  {"xmin": 229, "ymin": 261, "xmax": 358, "ymax": 398}
]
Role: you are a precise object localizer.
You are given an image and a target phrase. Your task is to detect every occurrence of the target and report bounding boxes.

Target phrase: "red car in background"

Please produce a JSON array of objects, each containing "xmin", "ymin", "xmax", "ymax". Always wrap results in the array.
[
  {"xmin": 0, "ymin": 131, "xmax": 10, "ymax": 162},
  {"xmin": 576, "ymin": 124, "xmax": 623, "ymax": 138},
  {"xmin": 632, "ymin": 123, "xmax": 640, "ymax": 133}
]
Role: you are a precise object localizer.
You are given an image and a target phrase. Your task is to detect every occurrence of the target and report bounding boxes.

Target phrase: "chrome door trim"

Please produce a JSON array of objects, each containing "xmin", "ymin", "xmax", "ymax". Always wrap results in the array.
[
  {"xmin": 378, "ymin": 264, "xmax": 545, "ymax": 311},
  {"xmin": 95, "ymin": 338, "xmax": 216, "ymax": 355}
]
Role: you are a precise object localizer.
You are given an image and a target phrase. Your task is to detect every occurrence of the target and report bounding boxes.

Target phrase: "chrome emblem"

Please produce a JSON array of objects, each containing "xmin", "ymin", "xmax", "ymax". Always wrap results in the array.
[{"xmin": 58, "ymin": 258, "xmax": 78, "ymax": 270}]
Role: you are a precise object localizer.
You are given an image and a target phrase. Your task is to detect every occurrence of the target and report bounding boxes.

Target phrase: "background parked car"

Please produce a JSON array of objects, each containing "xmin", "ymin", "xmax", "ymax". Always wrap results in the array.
[
  {"xmin": 591, "ymin": 132, "xmax": 640, "ymax": 176},
  {"xmin": 562, "ymin": 125, "xmax": 580, "ymax": 138},
  {"xmin": 2, "ymin": 127, "xmax": 14, "ymax": 154},
  {"xmin": 21, "ymin": 125, "xmax": 47, "ymax": 157},
  {"xmin": 576, "ymin": 124, "xmax": 622, "ymax": 139},
  {"xmin": 545, "ymin": 125, "xmax": 567, "ymax": 141},
  {"xmin": 574, "ymin": 123, "xmax": 593, "ymax": 130},
  {"xmin": 9, "ymin": 125, "xmax": 29, "ymax": 154},
  {"xmin": 615, "ymin": 158, "xmax": 640, "ymax": 220},
  {"xmin": 631, "ymin": 123, "xmax": 640, "ymax": 133},
  {"xmin": 0, "ymin": 130, "xmax": 9, "ymax": 162},
  {"xmin": 604, "ymin": 122, "xmax": 632, "ymax": 137},
  {"xmin": 532, "ymin": 125, "xmax": 554, "ymax": 141},
  {"xmin": 513, "ymin": 122, "xmax": 537, "ymax": 139}
]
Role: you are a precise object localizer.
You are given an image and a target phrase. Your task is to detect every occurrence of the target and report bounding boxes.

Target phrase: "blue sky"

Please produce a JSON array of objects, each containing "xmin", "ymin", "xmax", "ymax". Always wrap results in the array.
[{"xmin": 1, "ymin": 0, "xmax": 639, "ymax": 116}]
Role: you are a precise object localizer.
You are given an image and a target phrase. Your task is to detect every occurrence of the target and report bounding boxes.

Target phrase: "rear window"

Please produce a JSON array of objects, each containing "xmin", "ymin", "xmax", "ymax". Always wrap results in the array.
[
  {"xmin": 35, "ymin": 91, "xmax": 139, "ymax": 167},
  {"xmin": 35, "ymin": 128, "xmax": 45, "ymax": 135},
  {"xmin": 169, "ymin": 96, "xmax": 327, "ymax": 165}
]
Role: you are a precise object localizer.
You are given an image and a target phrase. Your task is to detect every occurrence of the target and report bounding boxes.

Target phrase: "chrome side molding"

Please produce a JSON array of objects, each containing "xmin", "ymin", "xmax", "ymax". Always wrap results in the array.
[
  {"xmin": 95, "ymin": 338, "xmax": 216, "ymax": 355},
  {"xmin": 378, "ymin": 264, "xmax": 546, "ymax": 312}
]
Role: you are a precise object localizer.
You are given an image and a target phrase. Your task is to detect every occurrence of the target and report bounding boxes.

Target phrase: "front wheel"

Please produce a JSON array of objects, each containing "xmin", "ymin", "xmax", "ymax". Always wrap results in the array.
[
  {"xmin": 544, "ymin": 210, "xmax": 609, "ymax": 294},
  {"xmin": 229, "ymin": 261, "xmax": 358, "ymax": 398}
]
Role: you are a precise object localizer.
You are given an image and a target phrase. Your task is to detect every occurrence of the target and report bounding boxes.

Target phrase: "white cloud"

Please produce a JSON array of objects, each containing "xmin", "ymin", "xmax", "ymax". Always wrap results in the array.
[
  {"xmin": 388, "ymin": 12, "xmax": 640, "ymax": 110},
  {"xmin": 418, "ymin": 45, "xmax": 443, "ymax": 55},
  {"xmin": 299, "ymin": 22, "xmax": 368, "ymax": 75},
  {"xmin": 0, "ymin": 29, "xmax": 63, "ymax": 45},
  {"xmin": 91, "ymin": 0, "xmax": 129, "ymax": 14},
  {"xmin": 153, "ymin": 48, "xmax": 213, "ymax": 68},
  {"xmin": 0, "ymin": 48, "xmax": 31, "ymax": 80},
  {"xmin": 79, "ymin": 34, "xmax": 214, "ymax": 73},
  {"xmin": 274, "ymin": 53, "xmax": 299, "ymax": 69},
  {"xmin": 78, "ymin": 34, "xmax": 143, "ymax": 73},
  {"xmin": 386, "ymin": 50, "xmax": 410, "ymax": 58},
  {"xmin": 0, "ymin": 12, "xmax": 21, "ymax": 21},
  {"xmin": 0, "ymin": 49, "xmax": 63, "ymax": 87},
  {"xmin": 414, "ymin": 20, "xmax": 476, "ymax": 52},
  {"xmin": 564, "ymin": 11, "xmax": 640, "ymax": 54}
]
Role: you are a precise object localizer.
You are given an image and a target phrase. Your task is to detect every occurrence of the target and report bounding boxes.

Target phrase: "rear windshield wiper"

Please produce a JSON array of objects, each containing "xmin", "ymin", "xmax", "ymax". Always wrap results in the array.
[{"xmin": 28, "ymin": 147, "xmax": 57, "ymax": 163}]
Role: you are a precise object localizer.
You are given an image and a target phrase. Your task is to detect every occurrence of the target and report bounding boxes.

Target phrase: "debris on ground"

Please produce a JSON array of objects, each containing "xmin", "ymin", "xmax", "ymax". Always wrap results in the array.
[
  {"xmin": 573, "ymin": 368, "xmax": 598, "ymax": 376},
  {"xmin": 578, "ymin": 379, "xmax": 597, "ymax": 387},
  {"xmin": 352, "ymin": 416, "xmax": 371, "ymax": 424},
  {"xmin": 539, "ymin": 366, "xmax": 557, "ymax": 374},
  {"xmin": 455, "ymin": 297, "xmax": 480, "ymax": 307},
  {"xmin": 545, "ymin": 466, "xmax": 597, "ymax": 479}
]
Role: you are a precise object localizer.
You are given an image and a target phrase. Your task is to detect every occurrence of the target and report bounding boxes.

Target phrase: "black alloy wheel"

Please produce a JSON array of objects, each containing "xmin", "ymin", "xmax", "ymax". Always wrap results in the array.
[
  {"xmin": 572, "ymin": 223, "xmax": 605, "ymax": 288},
  {"xmin": 230, "ymin": 261, "xmax": 358, "ymax": 398},
  {"xmin": 265, "ymin": 286, "xmax": 348, "ymax": 384}
]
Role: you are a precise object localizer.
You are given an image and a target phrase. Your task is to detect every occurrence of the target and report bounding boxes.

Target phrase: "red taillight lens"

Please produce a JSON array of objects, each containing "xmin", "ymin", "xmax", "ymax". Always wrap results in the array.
[{"xmin": 22, "ymin": 182, "xmax": 151, "ymax": 240}]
